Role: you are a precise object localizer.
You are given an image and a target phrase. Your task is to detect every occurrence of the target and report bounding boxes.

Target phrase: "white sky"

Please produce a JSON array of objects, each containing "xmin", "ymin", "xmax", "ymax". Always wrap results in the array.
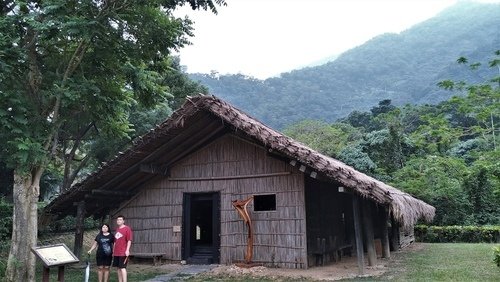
[{"xmin": 174, "ymin": 0, "xmax": 492, "ymax": 79}]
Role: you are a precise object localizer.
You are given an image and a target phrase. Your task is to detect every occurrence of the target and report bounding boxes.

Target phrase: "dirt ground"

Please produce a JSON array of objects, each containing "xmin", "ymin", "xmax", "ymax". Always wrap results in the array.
[
  {"xmin": 58, "ymin": 231, "xmax": 424, "ymax": 281},
  {"xmin": 126, "ymin": 257, "xmax": 387, "ymax": 281},
  {"xmin": 206, "ymin": 257, "xmax": 388, "ymax": 281},
  {"xmin": 128, "ymin": 244, "xmax": 426, "ymax": 281}
]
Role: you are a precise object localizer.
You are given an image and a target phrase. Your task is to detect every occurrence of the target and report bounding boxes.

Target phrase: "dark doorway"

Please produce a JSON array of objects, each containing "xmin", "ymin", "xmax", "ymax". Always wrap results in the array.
[
  {"xmin": 305, "ymin": 178, "xmax": 354, "ymax": 267},
  {"xmin": 182, "ymin": 192, "xmax": 220, "ymax": 264}
]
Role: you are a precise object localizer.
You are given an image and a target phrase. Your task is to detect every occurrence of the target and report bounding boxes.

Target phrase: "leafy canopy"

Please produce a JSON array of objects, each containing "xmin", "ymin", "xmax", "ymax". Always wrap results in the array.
[{"xmin": 0, "ymin": 0, "xmax": 223, "ymax": 174}]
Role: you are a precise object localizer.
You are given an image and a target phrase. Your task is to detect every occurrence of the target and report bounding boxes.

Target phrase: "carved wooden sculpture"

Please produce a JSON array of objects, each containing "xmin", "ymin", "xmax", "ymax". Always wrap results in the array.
[{"xmin": 232, "ymin": 196, "xmax": 254, "ymax": 264}]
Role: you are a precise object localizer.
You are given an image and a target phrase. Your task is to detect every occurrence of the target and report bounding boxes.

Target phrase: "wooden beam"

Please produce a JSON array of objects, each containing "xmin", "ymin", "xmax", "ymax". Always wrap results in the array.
[
  {"xmin": 362, "ymin": 200, "xmax": 377, "ymax": 266},
  {"xmin": 168, "ymin": 171, "xmax": 291, "ymax": 181},
  {"xmin": 139, "ymin": 163, "xmax": 168, "ymax": 175},
  {"xmin": 73, "ymin": 201, "xmax": 85, "ymax": 259},
  {"xmin": 110, "ymin": 122, "xmax": 226, "ymax": 197},
  {"xmin": 87, "ymin": 114, "xmax": 218, "ymax": 194},
  {"xmin": 352, "ymin": 194, "xmax": 365, "ymax": 275},
  {"xmin": 108, "ymin": 123, "xmax": 227, "ymax": 199},
  {"xmin": 231, "ymin": 133, "xmax": 266, "ymax": 150},
  {"xmin": 381, "ymin": 207, "xmax": 391, "ymax": 259},
  {"xmin": 84, "ymin": 194, "xmax": 129, "ymax": 201},
  {"xmin": 110, "ymin": 189, "xmax": 145, "ymax": 218},
  {"xmin": 91, "ymin": 189, "xmax": 133, "ymax": 196},
  {"xmin": 160, "ymin": 123, "xmax": 226, "ymax": 168},
  {"xmin": 83, "ymin": 201, "xmax": 121, "ymax": 218}
]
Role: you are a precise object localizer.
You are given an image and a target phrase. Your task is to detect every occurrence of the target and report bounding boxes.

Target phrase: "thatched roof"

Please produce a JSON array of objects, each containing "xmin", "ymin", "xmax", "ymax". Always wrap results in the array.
[{"xmin": 45, "ymin": 95, "xmax": 435, "ymax": 227}]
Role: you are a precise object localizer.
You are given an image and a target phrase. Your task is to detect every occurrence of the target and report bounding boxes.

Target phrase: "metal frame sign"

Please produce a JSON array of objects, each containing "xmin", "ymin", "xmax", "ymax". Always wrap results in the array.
[{"xmin": 31, "ymin": 243, "xmax": 79, "ymax": 267}]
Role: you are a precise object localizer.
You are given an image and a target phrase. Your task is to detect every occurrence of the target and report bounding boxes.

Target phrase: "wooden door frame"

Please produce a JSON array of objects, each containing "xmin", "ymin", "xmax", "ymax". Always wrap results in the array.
[{"xmin": 182, "ymin": 192, "xmax": 221, "ymax": 263}]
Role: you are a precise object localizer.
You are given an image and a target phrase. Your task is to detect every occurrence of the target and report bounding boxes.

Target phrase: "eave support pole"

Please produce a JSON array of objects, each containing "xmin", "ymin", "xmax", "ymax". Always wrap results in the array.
[
  {"xmin": 362, "ymin": 200, "xmax": 377, "ymax": 266},
  {"xmin": 390, "ymin": 217, "xmax": 400, "ymax": 251},
  {"xmin": 352, "ymin": 194, "xmax": 365, "ymax": 275},
  {"xmin": 381, "ymin": 207, "xmax": 391, "ymax": 259},
  {"xmin": 73, "ymin": 201, "xmax": 86, "ymax": 259}
]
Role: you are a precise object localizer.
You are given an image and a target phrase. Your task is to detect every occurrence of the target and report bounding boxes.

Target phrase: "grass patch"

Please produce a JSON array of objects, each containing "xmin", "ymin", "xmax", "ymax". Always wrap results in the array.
[
  {"xmin": 33, "ymin": 263, "xmax": 160, "ymax": 282},
  {"xmin": 33, "ymin": 263, "xmax": 161, "ymax": 282},
  {"xmin": 347, "ymin": 243, "xmax": 500, "ymax": 281},
  {"xmin": 0, "ymin": 231, "xmax": 167, "ymax": 281},
  {"xmin": 397, "ymin": 243, "xmax": 499, "ymax": 281}
]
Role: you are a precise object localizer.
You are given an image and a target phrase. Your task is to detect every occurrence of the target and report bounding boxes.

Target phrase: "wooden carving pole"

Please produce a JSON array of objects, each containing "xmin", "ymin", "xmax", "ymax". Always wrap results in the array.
[{"xmin": 232, "ymin": 196, "xmax": 254, "ymax": 264}]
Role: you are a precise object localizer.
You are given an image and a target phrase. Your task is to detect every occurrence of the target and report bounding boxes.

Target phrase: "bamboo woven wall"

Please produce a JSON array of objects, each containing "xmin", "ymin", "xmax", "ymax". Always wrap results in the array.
[
  {"xmin": 399, "ymin": 226, "xmax": 415, "ymax": 249},
  {"xmin": 114, "ymin": 134, "xmax": 308, "ymax": 268}
]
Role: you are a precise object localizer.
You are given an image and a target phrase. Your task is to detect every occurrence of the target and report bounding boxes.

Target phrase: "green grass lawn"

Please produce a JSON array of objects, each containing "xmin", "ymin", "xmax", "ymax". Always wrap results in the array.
[
  {"xmin": 34, "ymin": 262, "xmax": 161, "ymax": 282},
  {"xmin": 348, "ymin": 243, "xmax": 500, "ymax": 282}
]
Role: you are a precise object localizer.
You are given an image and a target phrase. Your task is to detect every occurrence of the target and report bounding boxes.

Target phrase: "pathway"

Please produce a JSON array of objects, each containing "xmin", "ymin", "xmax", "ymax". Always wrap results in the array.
[{"xmin": 143, "ymin": 264, "xmax": 218, "ymax": 281}]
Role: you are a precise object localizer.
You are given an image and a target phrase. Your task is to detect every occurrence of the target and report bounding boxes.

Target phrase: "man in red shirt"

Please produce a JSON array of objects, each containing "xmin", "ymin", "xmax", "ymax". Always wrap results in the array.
[{"xmin": 113, "ymin": 215, "xmax": 132, "ymax": 282}]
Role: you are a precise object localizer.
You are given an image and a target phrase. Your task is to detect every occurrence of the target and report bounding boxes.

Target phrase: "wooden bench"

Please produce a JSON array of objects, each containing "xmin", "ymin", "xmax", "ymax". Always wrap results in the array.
[
  {"xmin": 311, "ymin": 238, "xmax": 327, "ymax": 266},
  {"xmin": 131, "ymin": 253, "xmax": 165, "ymax": 266},
  {"xmin": 335, "ymin": 244, "xmax": 353, "ymax": 261}
]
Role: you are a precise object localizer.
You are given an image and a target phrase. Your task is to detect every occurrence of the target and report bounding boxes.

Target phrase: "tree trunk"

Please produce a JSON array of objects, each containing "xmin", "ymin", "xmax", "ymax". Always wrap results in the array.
[{"xmin": 6, "ymin": 168, "xmax": 43, "ymax": 282}]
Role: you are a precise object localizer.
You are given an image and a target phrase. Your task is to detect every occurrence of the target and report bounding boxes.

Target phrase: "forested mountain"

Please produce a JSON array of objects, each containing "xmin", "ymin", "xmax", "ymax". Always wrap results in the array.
[{"xmin": 189, "ymin": 2, "xmax": 500, "ymax": 129}]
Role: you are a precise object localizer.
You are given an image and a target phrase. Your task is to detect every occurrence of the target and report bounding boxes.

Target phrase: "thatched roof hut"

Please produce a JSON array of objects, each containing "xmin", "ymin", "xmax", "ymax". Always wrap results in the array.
[
  {"xmin": 45, "ymin": 95, "xmax": 435, "ymax": 268},
  {"xmin": 45, "ymin": 94, "xmax": 434, "ymax": 226}
]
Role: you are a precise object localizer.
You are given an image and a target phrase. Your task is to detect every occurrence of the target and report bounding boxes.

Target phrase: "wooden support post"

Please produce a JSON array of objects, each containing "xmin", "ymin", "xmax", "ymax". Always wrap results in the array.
[
  {"xmin": 362, "ymin": 200, "xmax": 377, "ymax": 266},
  {"xmin": 381, "ymin": 208, "xmax": 391, "ymax": 259},
  {"xmin": 42, "ymin": 267, "xmax": 50, "ymax": 282},
  {"xmin": 390, "ymin": 217, "xmax": 400, "ymax": 251},
  {"xmin": 73, "ymin": 201, "xmax": 86, "ymax": 259},
  {"xmin": 57, "ymin": 265, "xmax": 65, "ymax": 281},
  {"xmin": 352, "ymin": 195, "xmax": 365, "ymax": 275}
]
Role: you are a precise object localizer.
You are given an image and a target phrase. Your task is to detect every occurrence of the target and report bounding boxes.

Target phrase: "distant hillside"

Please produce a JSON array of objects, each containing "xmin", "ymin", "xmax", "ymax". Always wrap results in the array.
[{"xmin": 189, "ymin": 2, "xmax": 500, "ymax": 129}]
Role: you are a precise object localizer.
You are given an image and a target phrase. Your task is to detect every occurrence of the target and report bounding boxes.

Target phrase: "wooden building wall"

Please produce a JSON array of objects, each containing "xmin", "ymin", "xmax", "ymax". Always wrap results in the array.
[{"xmin": 113, "ymin": 134, "xmax": 308, "ymax": 268}]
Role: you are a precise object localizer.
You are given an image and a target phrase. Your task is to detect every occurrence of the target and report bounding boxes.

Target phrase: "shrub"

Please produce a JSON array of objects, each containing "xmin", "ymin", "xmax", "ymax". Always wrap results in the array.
[
  {"xmin": 38, "ymin": 214, "xmax": 100, "ymax": 235},
  {"xmin": 415, "ymin": 225, "xmax": 500, "ymax": 243},
  {"xmin": 0, "ymin": 198, "xmax": 12, "ymax": 241},
  {"xmin": 0, "ymin": 258, "xmax": 5, "ymax": 281},
  {"xmin": 493, "ymin": 246, "xmax": 500, "ymax": 267}
]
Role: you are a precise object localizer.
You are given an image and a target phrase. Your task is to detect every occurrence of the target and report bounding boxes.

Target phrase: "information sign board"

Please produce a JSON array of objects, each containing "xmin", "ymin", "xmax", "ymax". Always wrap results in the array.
[{"xmin": 32, "ymin": 243, "xmax": 79, "ymax": 267}]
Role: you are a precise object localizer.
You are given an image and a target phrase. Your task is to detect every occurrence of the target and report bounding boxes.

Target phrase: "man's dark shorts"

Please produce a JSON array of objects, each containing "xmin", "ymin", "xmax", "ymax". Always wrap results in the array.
[{"xmin": 112, "ymin": 256, "xmax": 128, "ymax": 268}]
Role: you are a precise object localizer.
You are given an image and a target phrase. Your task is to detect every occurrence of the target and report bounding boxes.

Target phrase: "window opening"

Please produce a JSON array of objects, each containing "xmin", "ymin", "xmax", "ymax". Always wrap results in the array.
[{"xmin": 254, "ymin": 194, "xmax": 276, "ymax": 211}]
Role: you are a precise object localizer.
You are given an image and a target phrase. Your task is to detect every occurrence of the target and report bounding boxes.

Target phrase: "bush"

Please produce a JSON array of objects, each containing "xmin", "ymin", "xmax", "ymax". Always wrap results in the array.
[
  {"xmin": 493, "ymin": 245, "xmax": 500, "ymax": 267},
  {"xmin": 38, "ymin": 215, "xmax": 100, "ymax": 235},
  {"xmin": 0, "ymin": 199, "xmax": 100, "ymax": 241},
  {"xmin": 415, "ymin": 225, "xmax": 500, "ymax": 243},
  {"xmin": 0, "ymin": 258, "xmax": 5, "ymax": 281},
  {"xmin": 0, "ymin": 198, "xmax": 12, "ymax": 242}
]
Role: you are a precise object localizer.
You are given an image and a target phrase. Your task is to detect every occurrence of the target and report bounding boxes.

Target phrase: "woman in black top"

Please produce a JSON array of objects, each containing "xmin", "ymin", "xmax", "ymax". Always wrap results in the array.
[{"xmin": 88, "ymin": 224, "xmax": 115, "ymax": 282}]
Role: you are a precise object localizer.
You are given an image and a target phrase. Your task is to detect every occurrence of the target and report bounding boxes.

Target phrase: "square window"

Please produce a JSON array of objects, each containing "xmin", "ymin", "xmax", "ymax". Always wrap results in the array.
[{"xmin": 254, "ymin": 194, "xmax": 276, "ymax": 211}]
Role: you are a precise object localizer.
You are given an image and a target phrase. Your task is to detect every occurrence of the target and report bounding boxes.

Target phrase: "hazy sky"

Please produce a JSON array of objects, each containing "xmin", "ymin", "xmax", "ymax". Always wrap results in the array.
[{"xmin": 174, "ymin": 0, "xmax": 486, "ymax": 79}]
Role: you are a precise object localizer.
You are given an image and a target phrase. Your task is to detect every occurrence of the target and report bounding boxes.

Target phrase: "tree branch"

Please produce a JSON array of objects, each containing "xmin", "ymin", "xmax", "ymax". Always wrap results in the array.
[{"xmin": 62, "ymin": 122, "xmax": 95, "ymax": 191}]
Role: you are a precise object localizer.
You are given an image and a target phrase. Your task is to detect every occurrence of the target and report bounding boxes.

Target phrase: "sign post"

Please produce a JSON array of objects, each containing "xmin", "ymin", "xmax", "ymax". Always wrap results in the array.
[{"xmin": 32, "ymin": 243, "xmax": 79, "ymax": 282}]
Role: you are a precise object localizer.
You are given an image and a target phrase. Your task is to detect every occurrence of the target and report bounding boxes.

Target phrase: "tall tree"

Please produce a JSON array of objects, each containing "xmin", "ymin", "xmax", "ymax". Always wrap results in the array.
[
  {"xmin": 59, "ymin": 56, "xmax": 208, "ymax": 192},
  {"xmin": 283, "ymin": 120, "xmax": 359, "ymax": 157},
  {"xmin": 0, "ymin": 1, "xmax": 224, "ymax": 281}
]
